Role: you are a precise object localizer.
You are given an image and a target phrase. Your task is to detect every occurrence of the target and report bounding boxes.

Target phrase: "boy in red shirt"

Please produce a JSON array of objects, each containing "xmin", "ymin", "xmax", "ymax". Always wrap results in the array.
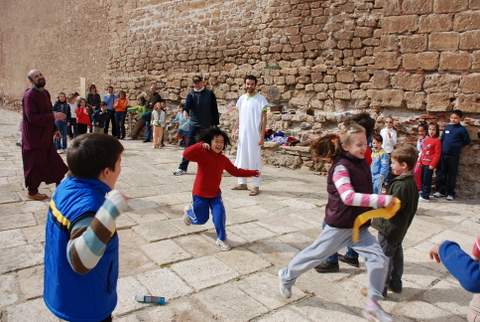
[
  {"xmin": 183, "ymin": 128, "xmax": 259, "ymax": 251},
  {"xmin": 419, "ymin": 123, "xmax": 441, "ymax": 201}
]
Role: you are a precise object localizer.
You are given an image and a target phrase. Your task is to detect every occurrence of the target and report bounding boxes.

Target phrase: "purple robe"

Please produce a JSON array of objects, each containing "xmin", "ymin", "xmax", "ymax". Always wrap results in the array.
[{"xmin": 22, "ymin": 87, "xmax": 68, "ymax": 194}]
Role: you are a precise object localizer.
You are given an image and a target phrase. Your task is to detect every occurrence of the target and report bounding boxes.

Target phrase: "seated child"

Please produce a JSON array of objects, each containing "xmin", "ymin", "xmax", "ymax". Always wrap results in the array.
[
  {"xmin": 182, "ymin": 127, "xmax": 259, "ymax": 251},
  {"xmin": 430, "ymin": 237, "xmax": 480, "ymax": 322},
  {"xmin": 371, "ymin": 133, "xmax": 390, "ymax": 194},
  {"xmin": 371, "ymin": 145, "xmax": 419, "ymax": 295},
  {"xmin": 43, "ymin": 133, "xmax": 129, "ymax": 322}
]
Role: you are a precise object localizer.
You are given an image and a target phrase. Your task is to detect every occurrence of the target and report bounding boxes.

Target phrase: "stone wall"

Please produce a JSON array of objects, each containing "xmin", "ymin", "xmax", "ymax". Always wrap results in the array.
[
  {"xmin": 1, "ymin": 0, "xmax": 479, "ymax": 197},
  {"xmin": 0, "ymin": 0, "xmax": 110, "ymax": 108}
]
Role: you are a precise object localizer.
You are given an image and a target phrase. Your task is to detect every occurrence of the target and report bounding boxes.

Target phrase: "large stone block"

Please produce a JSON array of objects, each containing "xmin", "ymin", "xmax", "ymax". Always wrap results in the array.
[
  {"xmin": 367, "ymin": 89, "xmax": 404, "ymax": 107},
  {"xmin": 460, "ymin": 30, "xmax": 480, "ymax": 49},
  {"xmin": 434, "ymin": 0, "xmax": 468, "ymax": 13},
  {"xmin": 439, "ymin": 51, "xmax": 472, "ymax": 71},
  {"xmin": 418, "ymin": 14, "xmax": 453, "ymax": 32},
  {"xmin": 457, "ymin": 94, "xmax": 480, "ymax": 112},
  {"xmin": 424, "ymin": 73, "xmax": 461, "ymax": 92},
  {"xmin": 454, "ymin": 11, "xmax": 480, "ymax": 31},
  {"xmin": 461, "ymin": 73, "xmax": 480, "ymax": 93},
  {"xmin": 402, "ymin": 52, "xmax": 439, "ymax": 70},
  {"xmin": 402, "ymin": 0, "xmax": 433, "ymax": 14},
  {"xmin": 382, "ymin": 15, "xmax": 417, "ymax": 33},
  {"xmin": 400, "ymin": 35, "xmax": 427, "ymax": 53},
  {"xmin": 473, "ymin": 51, "xmax": 480, "ymax": 69},
  {"xmin": 371, "ymin": 70, "xmax": 391, "ymax": 88},
  {"xmin": 336, "ymin": 70, "xmax": 355, "ymax": 83},
  {"xmin": 426, "ymin": 93, "xmax": 453, "ymax": 111},
  {"xmin": 374, "ymin": 52, "xmax": 400, "ymax": 69},
  {"xmin": 429, "ymin": 32, "xmax": 459, "ymax": 50},
  {"xmin": 391, "ymin": 72, "xmax": 424, "ymax": 91},
  {"xmin": 471, "ymin": 0, "xmax": 480, "ymax": 9},
  {"xmin": 405, "ymin": 91, "xmax": 426, "ymax": 110}
]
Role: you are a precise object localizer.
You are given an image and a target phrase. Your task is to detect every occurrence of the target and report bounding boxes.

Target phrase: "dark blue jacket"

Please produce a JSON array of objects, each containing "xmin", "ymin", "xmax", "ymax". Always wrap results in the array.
[
  {"xmin": 441, "ymin": 123, "xmax": 470, "ymax": 156},
  {"xmin": 92, "ymin": 109, "xmax": 108, "ymax": 128},
  {"xmin": 184, "ymin": 88, "xmax": 219, "ymax": 128},
  {"xmin": 53, "ymin": 101, "xmax": 72, "ymax": 122},
  {"xmin": 439, "ymin": 241, "xmax": 480, "ymax": 293},
  {"xmin": 44, "ymin": 177, "xmax": 118, "ymax": 322}
]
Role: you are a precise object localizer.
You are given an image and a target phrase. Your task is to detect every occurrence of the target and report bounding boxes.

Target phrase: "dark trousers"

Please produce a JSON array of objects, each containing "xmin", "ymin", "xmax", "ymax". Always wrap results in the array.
[
  {"xmin": 115, "ymin": 111, "xmax": 127, "ymax": 139},
  {"xmin": 104, "ymin": 110, "xmax": 117, "ymax": 137},
  {"xmin": 68, "ymin": 118, "xmax": 77, "ymax": 138},
  {"xmin": 421, "ymin": 165, "xmax": 434, "ymax": 199},
  {"xmin": 379, "ymin": 234, "xmax": 403, "ymax": 291},
  {"xmin": 436, "ymin": 154, "xmax": 459, "ymax": 196},
  {"xmin": 76, "ymin": 124, "xmax": 88, "ymax": 135},
  {"xmin": 54, "ymin": 120, "xmax": 68, "ymax": 150},
  {"xmin": 178, "ymin": 126, "xmax": 202, "ymax": 171},
  {"xmin": 143, "ymin": 112, "xmax": 152, "ymax": 141}
]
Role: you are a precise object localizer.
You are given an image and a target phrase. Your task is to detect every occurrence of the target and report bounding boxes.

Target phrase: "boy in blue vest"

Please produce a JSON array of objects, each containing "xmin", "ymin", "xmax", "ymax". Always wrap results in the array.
[
  {"xmin": 43, "ymin": 133, "xmax": 129, "ymax": 322},
  {"xmin": 433, "ymin": 109, "xmax": 470, "ymax": 201}
]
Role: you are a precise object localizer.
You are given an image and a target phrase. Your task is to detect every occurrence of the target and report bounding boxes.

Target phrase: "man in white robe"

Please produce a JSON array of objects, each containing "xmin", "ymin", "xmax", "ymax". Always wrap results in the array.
[{"xmin": 232, "ymin": 75, "xmax": 268, "ymax": 196}]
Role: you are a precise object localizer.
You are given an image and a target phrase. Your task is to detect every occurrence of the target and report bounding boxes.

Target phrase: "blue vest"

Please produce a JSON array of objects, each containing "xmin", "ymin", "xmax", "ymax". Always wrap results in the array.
[{"xmin": 44, "ymin": 177, "xmax": 118, "ymax": 322}]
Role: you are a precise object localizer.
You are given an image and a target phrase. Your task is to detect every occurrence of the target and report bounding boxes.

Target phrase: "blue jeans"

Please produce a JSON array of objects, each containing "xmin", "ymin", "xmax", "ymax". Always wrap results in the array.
[
  {"xmin": 115, "ymin": 111, "xmax": 127, "ymax": 138},
  {"xmin": 186, "ymin": 194, "xmax": 226, "ymax": 241},
  {"xmin": 142, "ymin": 111, "xmax": 152, "ymax": 141},
  {"xmin": 54, "ymin": 120, "xmax": 68, "ymax": 150},
  {"xmin": 421, "ymin": 165, "xmax": 434, "ymax": 199},
  {"xmin": 178, "ymin": 126, "xmax": 202, "ymax": 171}
]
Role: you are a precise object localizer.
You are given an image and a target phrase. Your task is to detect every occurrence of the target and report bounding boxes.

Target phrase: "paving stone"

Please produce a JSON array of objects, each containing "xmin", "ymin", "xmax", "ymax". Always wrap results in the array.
[
  {"xmin": 215, "ymin": 248, "xmax": 271, "ymax": 275},
  {"xmin": 5, "ymin": 298, "xmax": 57, "ymax": 322},
  {"xmin": 0, "ymin": 229, "xmax": 27, "ymax": 249},
  {"xmin": 248, "ymin": 238, "xmax": 301, "ymax": 266},
  {"xmin": 137, "ymin": 268, "xmax": 193, "ymax": 300},
  {"xmin": 21, "ymin": 225, "xmax": 45, "ymax": 244},
  {"xmin": 393, "ymin": 300, "xmax": 465, "ymax": 321},
  {"xmin": 227, "ymin": 222, "xmax": 276, "ymax": 243},
  {"xmin": 0, "ymin": 212, "xmax": 36, "ymax": 231},
  {"xmin": 419, "ymin": 279, "xmax": 470, "ymax": 317},
  {"xmin": 0, "ymin": 191, "xmax": 21, "ymax": 204},
  {"xmin": 124, "ymin": 208, "xmax": 169, "ymax": 224},
  {"xmin": 193, "ymin": 284, "xmax": 269, "ymax": 321},
  {"xmin": 116, "ymin": 213, "xmax": 137, "ymax": 229},
  {"xmin": 141, "ymin": 239, "xmax": 192, "ymax": 266},
  {"xmin": 171, "ymin": 256, "xmax": 239, "ymax": 291},
  {"xmin": 0, "ymin": 274, "xmax": 18, "ymax": 307},
  {"xmin": 277, "ymin": 231, "xmax": 314, "ymax": 250},
  {"xmin": 255, "ymin": 307, "xmax": 311, "ymax": 322},
  {"xmin": 0, "ymin": 244, "xmax": 43, "ymax": 274},
  {"xmin": 205, "ymin": 229, "xmax": 249, "ymax": 247},
  {"xmin": 118, "ymin": 230, "xmax": 157, "ymax": 277},
  {"xmin": 132, "ymin": 220, "xmax": 184, "ymax": 242},
  {"xmin": 257, "ymin": 214, "xmax": 312, "ymax": 234},
  {"xmin": 17, "ymin": 265, "xmax": 44, "ymax": 300},
  {"xmin": 431, "ymin": 229, "xmax": 474, "ymax": 251},
  {"xmin": 168, "ymin": 218, "xmax": 209, "ymax": 234},
  {"xmin": 236, "ymin": 272, "xmax": 306, "ymax": 309},
  {"xmin": 174, "ymin": 234, "xmax": 219, "ymax": 257},
  {"xmin": 114, "ymin": 276, "xmax": 150, "ymax": 316}
]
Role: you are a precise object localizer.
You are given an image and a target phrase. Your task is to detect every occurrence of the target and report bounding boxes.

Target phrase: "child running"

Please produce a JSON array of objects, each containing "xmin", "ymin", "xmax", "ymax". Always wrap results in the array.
[
  {"xmin": 278, "ymin": 123, "xmax": 394, "ymax": 322},
  {"xmin": 182, "ymin": 127, "xmax": 259, "ymax": 251}
]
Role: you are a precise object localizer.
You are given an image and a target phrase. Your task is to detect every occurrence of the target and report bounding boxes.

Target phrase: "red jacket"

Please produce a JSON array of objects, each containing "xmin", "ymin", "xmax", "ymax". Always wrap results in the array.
[
  {"xmin": 420, "ymin": 137, "xmax": 441, "ymax": 168},
  {"xmin": 364, "ymin": 146, "xmax": 372, "ymax": 166},
  {"xmin": 76, "ymin": 106, "xmax": 91, "ymax": 125},
  {"xmin": 183, "ymin": 143, "xmax": 258, "ymax": 198}
]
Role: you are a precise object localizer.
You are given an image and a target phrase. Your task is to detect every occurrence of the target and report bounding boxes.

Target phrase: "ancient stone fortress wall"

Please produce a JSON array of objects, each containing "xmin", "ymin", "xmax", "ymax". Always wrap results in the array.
[{"xmin": 106, "ymin": 0, "xmax": 480, "ymax": 197}]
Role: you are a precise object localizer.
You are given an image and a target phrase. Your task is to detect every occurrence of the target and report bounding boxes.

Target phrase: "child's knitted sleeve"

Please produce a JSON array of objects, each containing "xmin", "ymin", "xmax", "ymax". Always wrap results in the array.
[
  {"xmin": 66, "ymin": 190, "xmax": 129, "ymax": 274},
  {"xmin": 439, "ymin": 240, "xmax": 480, "ymax": 293},
  {"xmin": 222, "ymin": 156, "xmax": 258, "ymax": 177},
  {"xmin": 333, "ymin": 164, "xmax": 392, "ymax": 208},
  {"xmin": 183, "ymin": 142, "xmax": 206, "ymax": 162}
]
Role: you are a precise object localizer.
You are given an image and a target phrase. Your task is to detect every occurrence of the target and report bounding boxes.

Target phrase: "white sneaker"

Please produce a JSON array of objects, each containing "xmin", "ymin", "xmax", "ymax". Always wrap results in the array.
[
  {"xmin": 278, "ymin": 269, "xmax": 292, "ymax": 299},
  {"xmin": 446, "ymin": 195, "xmax": 454, "ymax": 201},
  {"xmin": 215, "ymin": 239, "xmax": 231, "ymax": 251},
  {"xmin": 433, "ymin": 192, "xmax": 445, "ymax": 198},
  {"xmin": 362, "ymin": 303, "xmax": 392, "ymax": 322},
  {"xmin": 419, "ymin": 196, "xmax": 430, "ymax": 202},
  {"xmin": 57, "ymin": 149, "xmax": 64, "ymax": 154},
  {"xmin": 173, "ymin": 169, "xmax": 186, "ymax": 176},
  {"xmin": 183, "ymin": 206, "xmax": 192, "ymax": 226}
]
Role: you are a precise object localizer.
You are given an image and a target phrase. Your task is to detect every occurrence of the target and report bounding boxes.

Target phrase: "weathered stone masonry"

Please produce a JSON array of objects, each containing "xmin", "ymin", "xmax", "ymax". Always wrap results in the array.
[{"xmin": 1, "ymin": 0, "xmax": 479, "ymax": 197}]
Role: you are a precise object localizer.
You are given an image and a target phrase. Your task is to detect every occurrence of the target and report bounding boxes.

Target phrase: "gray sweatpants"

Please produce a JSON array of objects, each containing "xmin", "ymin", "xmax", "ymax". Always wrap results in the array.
[{"xmin": 280, "ymin": 225, "xmax": 388, "ymax": 300}]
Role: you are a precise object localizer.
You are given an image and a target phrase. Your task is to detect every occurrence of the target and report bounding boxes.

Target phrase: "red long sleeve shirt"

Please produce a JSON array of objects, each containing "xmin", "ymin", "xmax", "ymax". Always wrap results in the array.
[
  {"xmin": 420, "ymin": 136, "xmax": 441, "ymax": 168},
  {"xmin": 183, "ymin": 143, "xmax": 258, "ymax": 198}
]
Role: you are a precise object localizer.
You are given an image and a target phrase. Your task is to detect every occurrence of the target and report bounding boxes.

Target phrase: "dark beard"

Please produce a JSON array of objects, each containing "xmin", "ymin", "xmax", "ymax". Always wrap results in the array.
[{"xmin": 36, "ymin": 78, "xmax": 46, "ymax": 88}]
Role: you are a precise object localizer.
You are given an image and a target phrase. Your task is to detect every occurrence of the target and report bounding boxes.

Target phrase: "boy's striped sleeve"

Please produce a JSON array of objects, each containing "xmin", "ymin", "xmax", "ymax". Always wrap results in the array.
[{"xmin": 66, "ymin": 190, "xmax": 129, "ymax": 274}]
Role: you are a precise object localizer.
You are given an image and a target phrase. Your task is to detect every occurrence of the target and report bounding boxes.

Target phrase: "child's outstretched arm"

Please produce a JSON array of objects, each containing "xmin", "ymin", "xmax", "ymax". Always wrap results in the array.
[
  {"xmin": 333, "ymin": 164, "xmax": 392, "ymax": 208},
  {"xmin": 66, "ymin": 190, "xmax": 129, "ymax": 274},
  {"xmin": 430, "ymin": 240, "xmax": 480, "ymax": 293},
  {"xmin": 223, "ymin": 156, "xmax": 259, "ymax": 177}
]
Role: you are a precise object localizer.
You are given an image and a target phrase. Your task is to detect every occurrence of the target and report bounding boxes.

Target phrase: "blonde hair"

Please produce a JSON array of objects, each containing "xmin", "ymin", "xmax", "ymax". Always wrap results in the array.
[{"xmin": 339, "ymin": 123, "xmax": 366, "ymax": 147}]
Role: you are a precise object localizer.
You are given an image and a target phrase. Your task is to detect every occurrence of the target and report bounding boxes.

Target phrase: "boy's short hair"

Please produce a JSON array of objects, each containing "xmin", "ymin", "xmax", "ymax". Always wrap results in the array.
[
  {"xmin": 192, "ymin": 75, "xmax": 203, "ymax": 83},
  {"xmin": 372, "ymin": 133, "xmax": 383, "ymax": 143},
  {"xmin": 67, "ymin": 134, "xmax": 124, "ymax": 179},
  {"xmin": 198, "ymin": 127, "xmax": 231, "ymax": 150},
  {"xmin": 452, "ymin": 109, "xmax": 464, "ymax": 118},
  {"xmin": 391, "ymin": 145, "xmax": 417, "ymax": 171}
]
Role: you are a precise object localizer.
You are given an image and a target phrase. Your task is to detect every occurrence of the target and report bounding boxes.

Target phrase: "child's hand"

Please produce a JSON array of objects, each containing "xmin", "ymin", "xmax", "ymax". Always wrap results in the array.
[
  {"xmin": 429, "ymin": 244, "xmax": 441, "ymax": 263},
  {"xmin": 106, "ymin": 190, "xmax": 130, "ymax": 212},
  {"xmin": 254, "ymin": 170, "xmax": 260, "ymax": 177},
  {"xmin": 429, "ymin": 165, "xmax": 434, "ymax": 170},
  {"xmin": 202, "ymin": 143, "xmax": 211, "ymax": 150},
  {"xmin": 472, "ymin": 237, "xmax": 480, "ymax": 260}
]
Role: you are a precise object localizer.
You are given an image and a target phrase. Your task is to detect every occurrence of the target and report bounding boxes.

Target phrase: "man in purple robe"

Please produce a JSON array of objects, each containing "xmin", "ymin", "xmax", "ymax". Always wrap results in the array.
[{"xmin": 21, "ymin": 70, "xmax": 68, "ymax": 200}]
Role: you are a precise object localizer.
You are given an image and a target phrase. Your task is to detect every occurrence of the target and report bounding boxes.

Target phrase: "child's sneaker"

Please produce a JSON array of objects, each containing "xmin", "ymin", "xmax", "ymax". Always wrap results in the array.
[
  {"xmin": 446, "ymin": 195, "xmax": 455, "ymax": 201},
  {"xmin": 362, "ymin": 301, "xmax": 392, "ymax": 322},
  {"xmin": 433, "ymin": 192, "xmax": 445, "ymax": 198},
  {"xmin": 278, "ymin": 269, "xmax": 292, "ymax": 299},
  {"xmin": 183, "ymin": 206, "xmax": 192, "ymax": 226},
  {"xmin": 215, "ymin": 239, "xmax": 231, "ymax": 251},
  {"xmin": 173, "ymin": 169, "xmax": 186, "ymax": 176},
  {"xmin": 419, "ymin": 196, "xmax": 430, "ymax": 202}
]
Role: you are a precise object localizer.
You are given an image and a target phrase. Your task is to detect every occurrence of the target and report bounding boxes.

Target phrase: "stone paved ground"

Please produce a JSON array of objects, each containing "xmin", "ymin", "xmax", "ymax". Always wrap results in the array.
[{"xmin": 0, "ymin": 108, "xmax": 479, "ymax": 322}]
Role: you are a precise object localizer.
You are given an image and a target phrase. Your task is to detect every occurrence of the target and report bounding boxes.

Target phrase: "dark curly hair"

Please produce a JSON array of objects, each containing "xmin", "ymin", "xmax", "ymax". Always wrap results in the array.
[{"xmin": 198, "ymin": 127, "xmax": 231, "ymax": 150}]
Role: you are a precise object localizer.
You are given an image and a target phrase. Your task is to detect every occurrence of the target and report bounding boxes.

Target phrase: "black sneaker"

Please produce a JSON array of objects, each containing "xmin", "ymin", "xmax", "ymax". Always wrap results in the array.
[
  {"xmin": 338, "ymin": 254, "xmax": 360, "ymax": 267},
  {"xmin": 314, "ymin": 261, "xmax": 339, "ymax": 273},
  {"xmin": 388, "ymin": 284, "xmax": 402, "ymax": 294}
]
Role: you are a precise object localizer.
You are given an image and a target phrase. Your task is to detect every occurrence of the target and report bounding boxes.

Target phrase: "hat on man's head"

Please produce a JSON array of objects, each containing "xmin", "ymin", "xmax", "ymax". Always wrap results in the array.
[{"xmin": 192, "ymin": 75, "xmax": 203, "ymax": 83}]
